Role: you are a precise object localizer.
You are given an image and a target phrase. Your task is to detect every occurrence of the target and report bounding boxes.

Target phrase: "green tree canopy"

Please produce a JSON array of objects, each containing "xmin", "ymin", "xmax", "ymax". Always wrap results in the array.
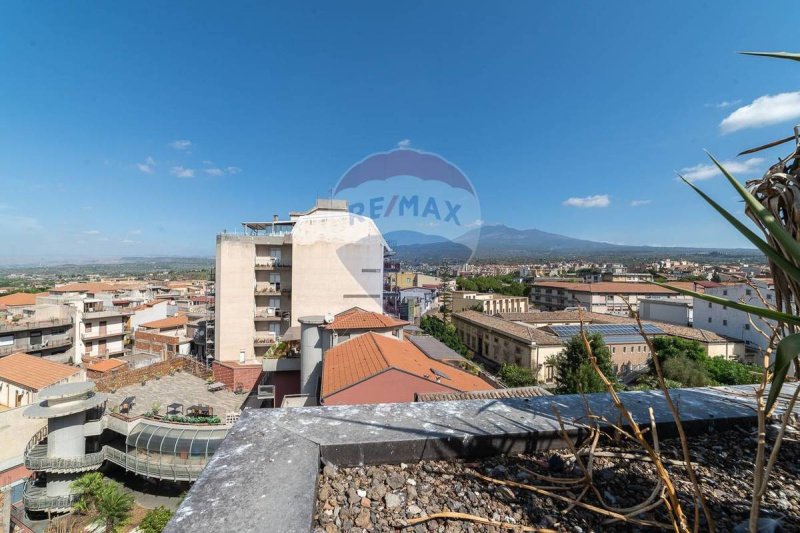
[
  {"xmin": 550, "ymin": 333, "xmax": 616, "ymax": 394},
  {"xmin": 499, "ymin": 363, "xmax": 537, "ymax": 387}
]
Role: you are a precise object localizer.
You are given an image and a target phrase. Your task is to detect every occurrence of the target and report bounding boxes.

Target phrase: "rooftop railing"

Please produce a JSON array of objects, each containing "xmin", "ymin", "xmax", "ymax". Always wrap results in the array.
[
  {"xmin": 0, "ymin": 336, "xmax": 73, "ymax": 356},
  {"xmin": 22, "ymin": 481, "xmax": 81, "ymax": 512},
  {"xmin": 0, "ymin": 317, "xmax": 73, "ymax": 334},
  {"xmin": 24, "ymin": 444, "xmax": 105, "ymax": 473}
]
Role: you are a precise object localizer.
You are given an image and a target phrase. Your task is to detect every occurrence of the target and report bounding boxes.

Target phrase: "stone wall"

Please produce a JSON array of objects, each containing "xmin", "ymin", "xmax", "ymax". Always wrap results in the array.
[{"xmin": 94, "ymin": 357, "xmax": 211, "ymax": 392}]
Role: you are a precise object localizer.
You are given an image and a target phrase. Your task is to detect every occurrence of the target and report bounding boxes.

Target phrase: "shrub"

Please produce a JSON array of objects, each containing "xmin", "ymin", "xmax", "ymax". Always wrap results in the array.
[
  {"xmin": 661, "ymin": 355, "xmax": 711, "ymax": 388},
  {"xmin": 499, "ymin": 363, "xmax": 536, "ymax": 387},
  {"xmin": 139, "ymin": 506, "xmax": 174, "ymax": 533}
]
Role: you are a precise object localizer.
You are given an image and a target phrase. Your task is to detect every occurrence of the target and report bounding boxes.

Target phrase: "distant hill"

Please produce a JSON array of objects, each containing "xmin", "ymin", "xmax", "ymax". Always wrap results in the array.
[
  {"xmin": 391, "ymin": 224, "xmax": 761, "ymax": 263},
  {"xmin": 383, "ymin": 230, "xmax": 449, "ymax": 246}
]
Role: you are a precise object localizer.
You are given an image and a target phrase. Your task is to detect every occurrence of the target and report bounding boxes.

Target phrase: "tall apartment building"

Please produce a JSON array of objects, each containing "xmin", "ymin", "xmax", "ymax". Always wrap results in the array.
[
  {"xmin": 530, "ymin": 281, "xmax": 678, "ymax": 315},
  {"xmin": 0, "ymin": 302, "xmax": 75, "ymax": 362},
  {"xmin": 215, "ymin": 200, "xmax": 387, "ymax": 368}
]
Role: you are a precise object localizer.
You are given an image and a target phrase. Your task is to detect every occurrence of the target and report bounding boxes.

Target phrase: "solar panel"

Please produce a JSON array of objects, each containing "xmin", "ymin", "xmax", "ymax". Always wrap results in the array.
[{"xmin": 549, "ymin": 323, "xmax": 663, "ymax": 338}]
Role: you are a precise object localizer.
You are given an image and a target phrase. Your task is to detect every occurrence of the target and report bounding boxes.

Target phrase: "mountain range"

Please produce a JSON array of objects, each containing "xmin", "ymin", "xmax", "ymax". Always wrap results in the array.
[{"xmin": 385, "ymin": 225, "xmax": 761, "ymax": 263}]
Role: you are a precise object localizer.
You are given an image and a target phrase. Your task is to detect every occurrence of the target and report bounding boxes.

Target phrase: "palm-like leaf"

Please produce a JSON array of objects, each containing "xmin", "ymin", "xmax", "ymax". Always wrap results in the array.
[
  {"xmin": 768, "ymin": 333, "xmax": 800, "ymax": 411},
  {"xmin": 740, "ymin": 51, "xmax": 800, "ymax": 62}
]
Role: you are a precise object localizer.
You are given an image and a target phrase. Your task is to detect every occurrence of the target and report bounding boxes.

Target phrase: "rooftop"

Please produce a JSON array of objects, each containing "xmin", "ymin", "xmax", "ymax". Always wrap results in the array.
[
  {"xmin": 323, "ymin": 307, "xmax": 408, "ymax": 331},
  {"xmin": 0, "ymin": 292, "xmax": 49, "ymax": 307},
  {"xmin": 86, "ymin": 358, "xmax": 128, "ymax": 373},
  {"xmin": 320, "ymin": 332, "xmax": 492, "ymax": 400},
  {"xmin": 104, "ymin": 371, "xmax": 244, "ymax": 418},
  {"xmin": 139, "ymin": 315, "xmax": 189, "ymax": 330},
  {"xmin": 0, "ymin": 353, "xmax": 80, "ymax": 391},
  {"xmin": 49, "ymin": 282, "xmax": 119, "ymax": 293},
  {"xmin": 532, "ymin": 281, "xmax": 677, "ymax": 294},
  {"xmin": 453, "ymin": 310, "xmax": 562, "ymax": 345}
]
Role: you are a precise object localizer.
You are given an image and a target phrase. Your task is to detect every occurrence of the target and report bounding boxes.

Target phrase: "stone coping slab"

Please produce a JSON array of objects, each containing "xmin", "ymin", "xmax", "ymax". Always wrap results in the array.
[{"xmin": 165, "ymin": 384, "xmax": 797, "ymax": 533}]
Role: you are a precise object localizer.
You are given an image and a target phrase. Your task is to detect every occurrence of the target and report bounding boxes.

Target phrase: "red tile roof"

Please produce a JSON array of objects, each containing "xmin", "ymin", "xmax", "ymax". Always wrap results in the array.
[
  {"xmin": 139, "ymin": 315, "xmax": 188, "ymax": 330},
  {"xmin": 0, "ymin": 353, "xmax": 80, "ymax": 391},
  {"xmin": 50, "ymin": 282, "xmax": 119, "ymax": 294},
  {"xmin": 321, "ymin": 332, "xmax": 492, "ymax": 399},
  {"xmin": 85, "ymin": 359, "xmax": 127, "ymax": 373},
  {"xmin": 323, "ymin": 307, "xmax": 408, "ymax": 330},
  {"xmin": 0, "ymin": 292, "xmax": 48, "ymax": 307},
  {"xmin": 533, "ymin": 281, "xmax": 676, "ymax": 294}
]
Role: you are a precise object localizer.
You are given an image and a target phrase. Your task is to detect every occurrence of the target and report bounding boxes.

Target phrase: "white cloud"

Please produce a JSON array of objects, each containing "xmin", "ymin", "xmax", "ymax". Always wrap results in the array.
[
  {"xmin": 136, "ymin": 156, "xmax": 156, "ymax": 174},
  {"xmin": 170, "ymin": 139, "xmax": 192, "ymax": 150},
  {"xmin": 129, "ymin": 229, "xmax": 142, "ymax": 235},
  {"xmin": 706, "ymin": 99, "xmax": 742, "ymax": 109},
  {"xmin": 679, "ymin": 157, "xmax": 764, "ymax": 182},
  {"xmin": 121, "ymin": 239, "xmax": 138, "ymax": 245},
  {"xmin": 83, "ymin": 230, "xmax": 101, "ymax": 235},
  {"xmin": 202, "ymin": 160, "xmax": 214, "ymax": 166},
  {"xmin": 171, "ymin": 166, "xmax": 195, "ymax": 178},
  {"xmin": 720, "ymin": 92, "xmax": 800, "ymax": 133},
  {"xmin": 563, "ymin": 194, "xmax": 610, "ymax": 208},
  {"xmin": 630, "ymin": 199, "xmax": 652, "ymax": 207},
  {"xmin": 225, "ymin": 166, "xmax": 242, "ymax": 175},
  {"xmin": 204, "ymin": 168, "xmax": 224, "ymax": 176},
  {"xmin": 397, "ymin": 139, "xmax": 411, "ymax": 148}
]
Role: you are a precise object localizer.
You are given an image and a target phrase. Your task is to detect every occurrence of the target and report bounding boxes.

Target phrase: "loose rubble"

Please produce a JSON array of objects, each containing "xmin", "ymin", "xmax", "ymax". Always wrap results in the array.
[{"xmin": 314, "ymin": 426, "xmax": 800, "ymax": 532}]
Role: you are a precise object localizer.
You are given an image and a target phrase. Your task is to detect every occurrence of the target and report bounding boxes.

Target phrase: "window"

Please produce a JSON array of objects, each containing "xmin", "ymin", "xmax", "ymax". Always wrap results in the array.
[
  {"xmin": 708, "ymin": 317, "xmax": 712, "ymax": 323},
  {"xmin": 637, "ymin": 345, "xmax": 642, "ymax": 352},
  {"xmin": 515, "ymin": 347, "xmax": 521, "ymax": 355},
  {"xmin": 723, "ymin": 305, "xmax": 727, "ymax": 310},
  {"xmin": 767, "ymin": 294, "xmax": 772, "ymax": 300},
  {"xmin": 622, "ymin": 346, "xmax": 627, "ymax": 353},
  {"xmin": 745, "ymin": 324, "xmax": 751, "ymax": 330},
  {"xmin": 723, "ymin": 290, "xmax": 728, "ymax": 296},
  {"xmin": 708, "ymin": 302, "xmax": 712, "ymax": 309},
  {"xmin": 723, "ymin": 320, "xmax": 727, "ymax": 326},
  {"xmin": 612, "ymin": 347, "xmax": 616, "ymax": 353},
  {"xmin": 746, "ymin": 289, "xmax": 752, "ymax": 296}
]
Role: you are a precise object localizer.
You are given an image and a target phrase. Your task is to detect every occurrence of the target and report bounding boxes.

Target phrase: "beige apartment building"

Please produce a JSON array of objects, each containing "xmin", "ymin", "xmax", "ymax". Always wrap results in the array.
[
  {"xmin": 530, "ymin": 281, "xmax": 678, "ymax": 315},
  {"xmin": 451, "ymin": 291, "xmax": 529, "ymax": 315},
  {"xmin": 215, "ymin": 199, "xmax": 387, "ymax": 366},
  {"xmin": 386, "ymin": 271, "xmax": 441, "ymax": 290}
]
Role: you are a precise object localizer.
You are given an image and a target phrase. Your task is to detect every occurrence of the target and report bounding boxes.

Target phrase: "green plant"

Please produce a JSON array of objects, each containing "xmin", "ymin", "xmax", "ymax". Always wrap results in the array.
[
  {"xmin": 151, "ymin": 402, "xmax": 161, "ymax": 415},
  {"xmin": 139, "ymin": 505, "xmax": 174, "ymax": 533},
  {"xmin": 70, "ymin": 472, "xmax": 104, "ymax": 515},
  {"xmin": 498, "ymin": 363, "xmax": 536, "ymax": 387},
  {"xmin": 661, "ymin": 356, "xmax": 711, "ymax": 388},
  {"xmin": 419, "ymin": 315, "xmax": 469, "ymax": 356},
  {"xmin": 95, "ymin": 481, "xmax": 134, "ymax": 533},
  {"xmin": 549, "ymin": 333, "xmax": 616, "ymax": 394}
]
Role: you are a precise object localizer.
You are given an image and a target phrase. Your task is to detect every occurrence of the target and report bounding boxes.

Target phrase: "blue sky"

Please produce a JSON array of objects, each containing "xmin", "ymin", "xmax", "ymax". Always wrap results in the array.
[{"xmin": 2, "ymin": 1, "xmax": 800, "ymax": 260}]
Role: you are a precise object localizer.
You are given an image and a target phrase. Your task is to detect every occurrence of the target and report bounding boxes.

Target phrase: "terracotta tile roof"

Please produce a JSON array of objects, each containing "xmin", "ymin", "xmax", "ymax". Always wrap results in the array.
[
  {"xmin": 0, "ymin": 292, "xmax": 48, "ymax": 307},
  {"xmin": 50, "ymin": 282, "xmax": 118, "ymax": 294},
  {"xmin": 321, "ymin": 332, "xmax": 492, "ymax": 399},
  {"xmin": 0, "ymin": 353, "xmax": 80, "ymax": 391},
  {"xmin": 453, "ymin": 311, "xmax": 562, "ymax": 345},
  {"xmin": 323, "ymin": 307, "xmax": 408, "ymax": 330},
  {"xmin": 86, "ymin": 358, "xmax": 127, "ymax": 373},
  {"xmin": 533, "ymin": 281, "xmax": 676, "ymax": 294},
  {"xmin": 139, "ymin": 315, "xmax": 188, "ymax": 330}
]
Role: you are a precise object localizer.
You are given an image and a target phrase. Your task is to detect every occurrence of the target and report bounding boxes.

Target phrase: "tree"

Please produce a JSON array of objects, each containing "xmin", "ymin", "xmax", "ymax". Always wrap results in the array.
[
  {"xmin": 139, "ymin": 506, "xmax": 174, "ymax": 533},
  {"xmin": 95, "ymin": 482, "xmax": 134, "ymax": 533},
  {"xmin": 550, "ymin": 333, "xmax": 616, "ymax": 394},
  {"xmin": 420, "ymin": 315, "xmax": 469, "ymax": 357},
  {"xmin": 649, "ymin": 335, "xmax": 762, "ymax": 387},
  {"xmin": 499, "ymin": 363, "xmax": 536, "ymax": 387},
  {"xmin": 71, "ymin": 472, "xmax": 105, "ymax": 515},
  {"xmin": 649, "ymin": 336, "xmax": 705, "ymax": 374}
]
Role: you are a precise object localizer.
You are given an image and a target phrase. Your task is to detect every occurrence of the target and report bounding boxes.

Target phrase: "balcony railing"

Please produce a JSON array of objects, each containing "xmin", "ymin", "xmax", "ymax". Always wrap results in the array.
[
  {"xmin": 104, "ymin": 446, "xmax": 207, "ymax": 482},
  {"xmin": 254, "ymin": 283, "xmax": 280, "ymax": 295},
  {"xmin": 254, "ymin": 333, "xmax": 277, "ymax": 346},
  {"xmin": 0, "ymin": 336, "xmax": 73, "ymax": 356},
  {"xmin": 23, "ymin": 481, "xmax": 82, "ymax": 512},
  {"xmin": 0, "ymin": 317, "xmax": 73, "ymax": 334},
  {"xmin": 82, "ymin": 329, "xmax": 127, "ymax": 340},
  {"xmin": 25, "ymin": 443, "xmax": 105, "ymax": 473}
]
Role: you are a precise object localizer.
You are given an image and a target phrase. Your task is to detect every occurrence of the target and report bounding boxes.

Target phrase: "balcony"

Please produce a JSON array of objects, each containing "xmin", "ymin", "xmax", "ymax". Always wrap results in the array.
[
  {"xmin": 254, "ymin": 333, "xmax": 277, "ymax": 346},
  {"xmin": 254, "ymin": 308, "xmax": 284, "ymax": 322},
  {"xmin": 25, "ymin": 443, "xmax": 105, "ymax": 473},
  {"xmin": 84, "ymin": 347, "xmax": 126, "ymax": 359},
  {"xmin": 83, "ymin": 305, "xmax": 133, "ymax": 319},
  {"xmin": 254, "ymin": 258, "xmax": 291, "ymax": 270},
  {"xmin": 22, "ymin": 481, "xmax": 81, "ymax": 512},
  {"xmin": 254, "ymin": 283, "xmax": 280, "ymax": 295},
  {"xmin": 0, "ymin": 336, "xmax": 73, "ymax": 356},
  {"xmin": 82, "ymin": 328, "xmax": 128, "ymax": 341},
  {"xmin": 104, "ymin": 445, "xmax": 208, "ymax": 482},
  {"xmin": 0, "ymin": 317, "xmax": 72, "ymax": 334}
]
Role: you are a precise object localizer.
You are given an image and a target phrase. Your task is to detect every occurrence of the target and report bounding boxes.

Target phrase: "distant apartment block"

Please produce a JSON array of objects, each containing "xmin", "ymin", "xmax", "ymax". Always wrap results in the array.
[
  {"xmin": 0, "ymin": 301, "xmax": 75, "ymax": 362},
  {"xmin": 530, "ymin": 281, "xmax": 678, "ymax": 315},
  {"xmin": 692, "ymin": 279, "xmax": 776, "ymax": 360},
  {"xmin": 386, "ymin": 271, "xmax": 441, "ymax": 290},
  {"xmin": 451, "ymin": 291, "xmax": 529, "ymax": 315},
  {"xmin": 214, "ymin": 200, "xmax": 387, "ymax": 388}
]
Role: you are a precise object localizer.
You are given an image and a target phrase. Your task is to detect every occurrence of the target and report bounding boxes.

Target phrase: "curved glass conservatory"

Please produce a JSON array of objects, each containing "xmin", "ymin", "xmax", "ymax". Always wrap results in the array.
[{"xmin": 104, "ymin": 420, "xmax": 229, "ymax": 482}]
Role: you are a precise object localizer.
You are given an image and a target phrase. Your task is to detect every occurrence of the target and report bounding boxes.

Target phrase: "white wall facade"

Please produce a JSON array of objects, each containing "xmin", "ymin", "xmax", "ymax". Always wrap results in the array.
[
  {"xmin": 692, "ymin": 281, "xmax": 776, "ymax": 355},
  {"xmin": 639, "ymin": 298, "xmax": 693, "ymax": 326}
]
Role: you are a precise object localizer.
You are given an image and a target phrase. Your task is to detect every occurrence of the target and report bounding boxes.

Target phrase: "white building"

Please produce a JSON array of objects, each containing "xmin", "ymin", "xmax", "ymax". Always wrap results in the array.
[
  {"xmin": 639, "ymin": 297, "xmax": 693, "ymax": 327},
  {"xmin": 692, "ymin": 279, "xmax": 776, "ymax": 360},
  {"xmin": 215, "ymin": 199, "xmax": 387, "ymax": 366}
]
